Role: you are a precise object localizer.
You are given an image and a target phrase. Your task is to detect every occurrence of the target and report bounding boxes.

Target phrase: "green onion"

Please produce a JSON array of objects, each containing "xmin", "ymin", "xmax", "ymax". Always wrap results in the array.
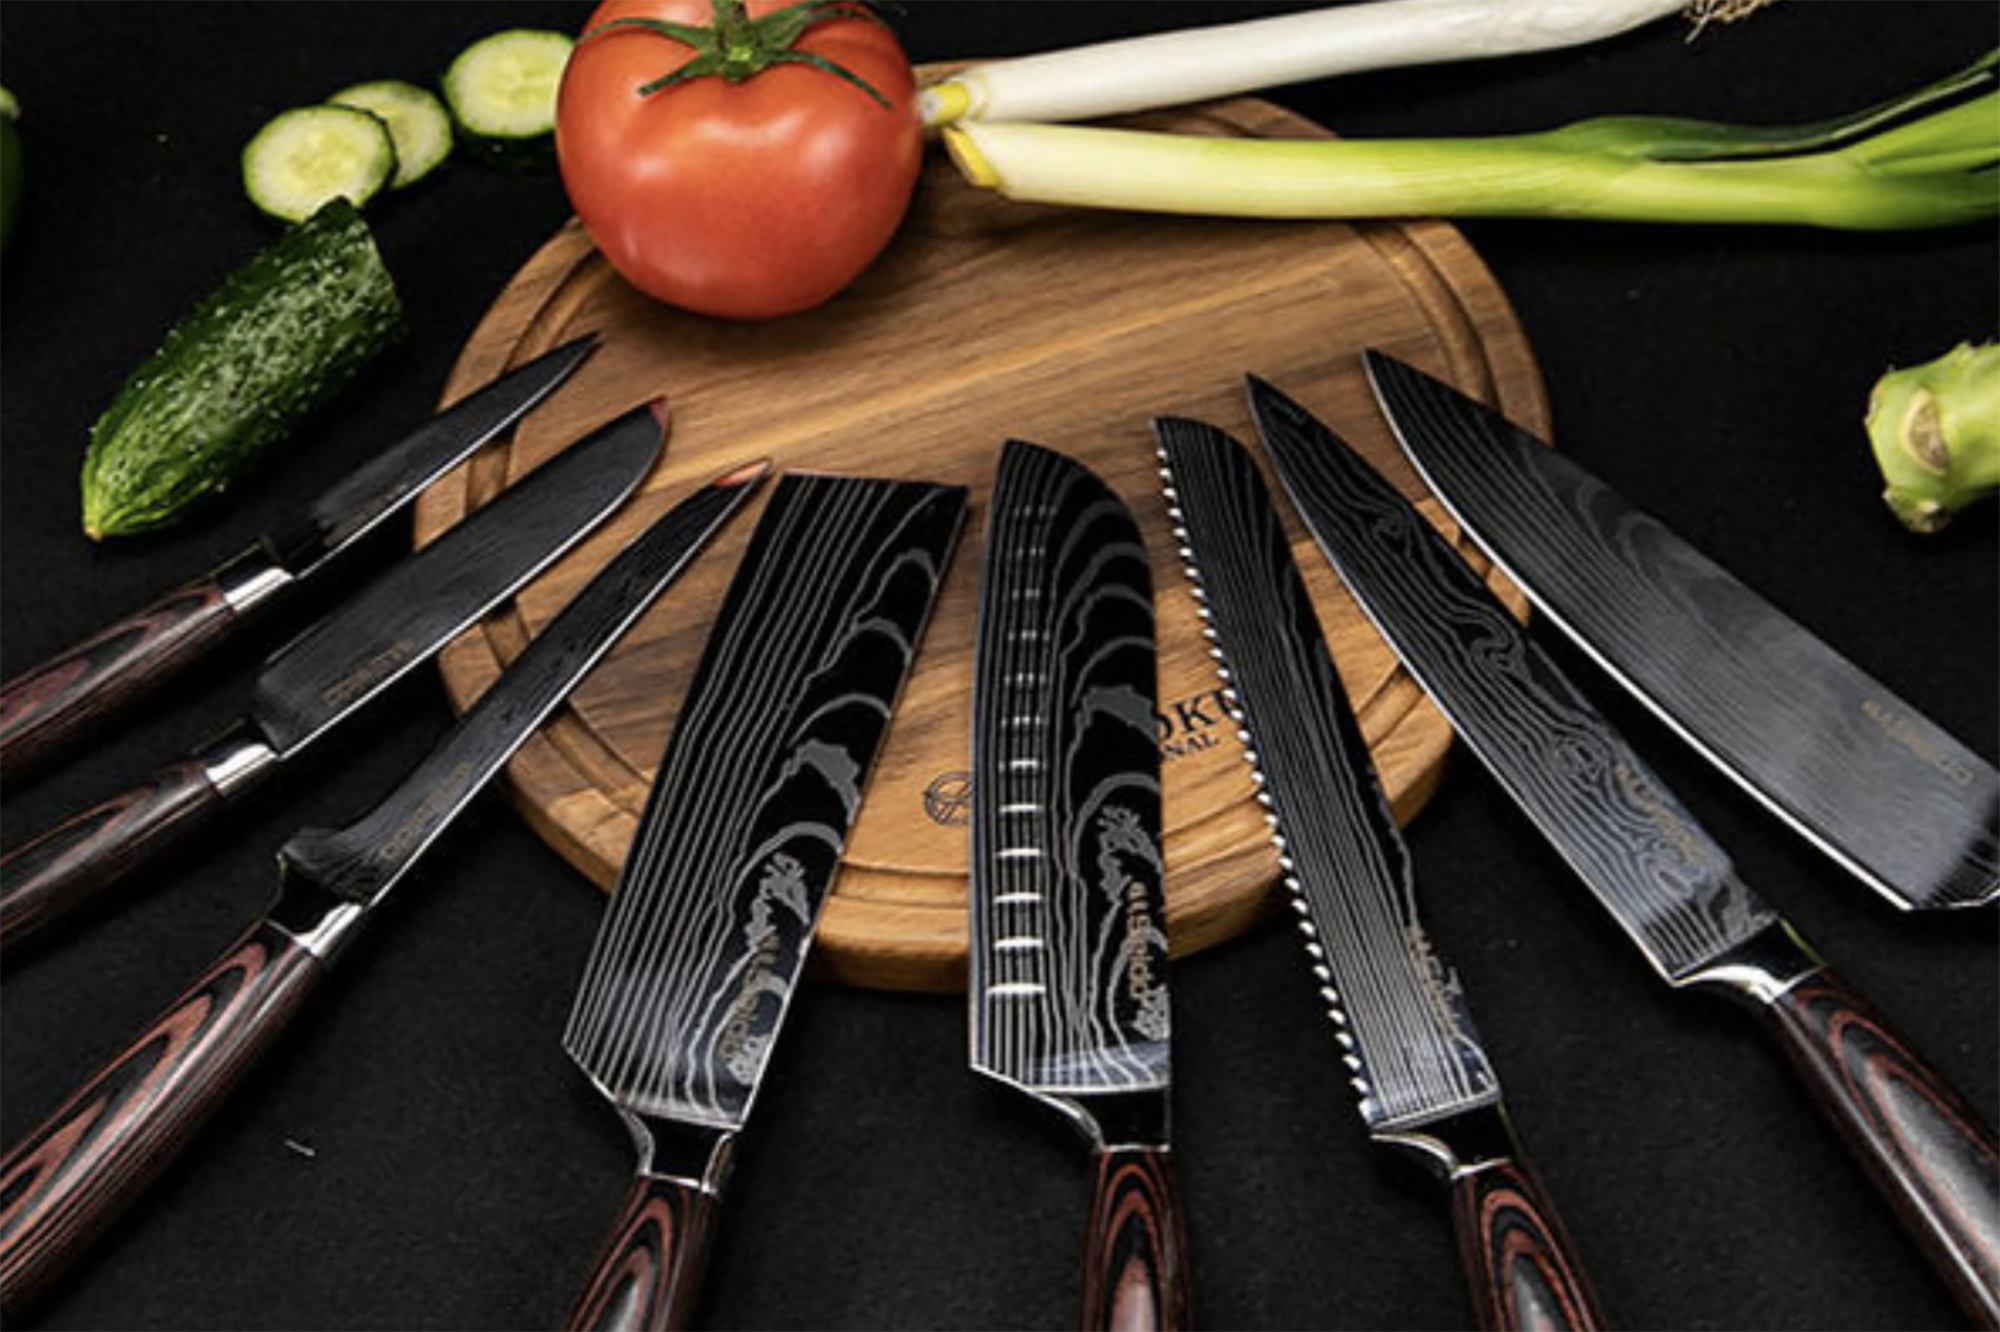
[
  {"xmin": 921, "ymin": 0, "xmax": 1772, "ymax": 128},
  {"xmin": 942, "ymin": 51, "xmax": 1999, "ymax": 232},
  {"xmin": 1867, "ymin": 341, "xmax": 2000, "ymax": 534}
]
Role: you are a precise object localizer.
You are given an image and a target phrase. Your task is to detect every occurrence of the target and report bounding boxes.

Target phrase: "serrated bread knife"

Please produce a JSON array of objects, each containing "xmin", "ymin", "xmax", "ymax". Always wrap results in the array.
[
  {"xmin": 0, "ymin": 335, "xmax": 600, "ymax": 780},
  {"xmin": 970, "ymin": 441, "xmax": 1190, "ymax": 1332},
  {"xmin": 1363, "ymin": 350, "xmax": 1996, "ymax": 912},
  {"xmin": 1248, "ymin": 373, "xmax": 2000, "ymax": 1325},
  {"xmin": 1, "ymin": 401, "xmax": 667, "ymax": 955},
  {"xmin": 0, "ymin": 456, "xmax": 769, "ymax": 1319},
  {"xmin": 560, "ymin": 474, "xmax": 966, "ymax": 1332},
  {"xmin": 1155, "ymin": 416, "xmax": 1603, "ymax": 1332}
]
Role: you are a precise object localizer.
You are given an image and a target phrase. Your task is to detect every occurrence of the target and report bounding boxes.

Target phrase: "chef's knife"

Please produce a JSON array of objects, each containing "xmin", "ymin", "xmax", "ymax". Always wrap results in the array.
[
  {"xmin": 1155, "ymin": 416, "xmax": 1603, "ymax": 1332},
  {"xmin": 970, "ymin": 440, "xmax": 1189, "ymax": 1332},
  {"xmin": 0, "ymin": 456, "xmax": 769, "ymax": 1318},
  {"xmin": 0, "ymin": 334, "xmax": 599, "ymax": 780},
  {"xmin": 0, "ymin": 401, "xmax": 667, "ymax": 954},
  {"xmin": 561, "ymin": 473, "xmax": 965, "ymax": 1332},
  {"xmin": 1363, "ymin": 350, "xmax": 1998, "ymax": 912},
  {"xmin": 1249, "ymin": 374, "xmax": 2000, "ymax": 1326}
]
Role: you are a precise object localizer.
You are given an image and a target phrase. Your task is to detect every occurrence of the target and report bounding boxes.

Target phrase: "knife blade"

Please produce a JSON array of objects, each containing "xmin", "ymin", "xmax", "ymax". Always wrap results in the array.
[
  {"xmin": 1248, "ymin": 373, "xmax": 2000, "ymax": 1325},
  {"xmin": 0, "ymin": 456, "xmax": 769, "ymax": 1319},
  {"xmin": 1363, "ymin": 349, "xmax": 1998, "ymax": 912},
  {"xmin": 0, "ymin": 334, "xmax": 599, "ymax": 780},
  {"xmin": 969, "ymin": 440, "xmax": 1189, "ymax": 1332},
  {"xmin": 1154, "ymin": 415, "xmax": 1604, "ymax": 1332},
  {"xmin": 560, "ymin": 473, "xmax": 965, "ymax": 1332},
  {"xmin": 0, "ymin": 400, "xmax": 668, "ymax": 954}
]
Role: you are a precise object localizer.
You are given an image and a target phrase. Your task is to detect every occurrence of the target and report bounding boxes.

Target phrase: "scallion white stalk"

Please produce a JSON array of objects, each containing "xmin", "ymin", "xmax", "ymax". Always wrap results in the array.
[
  {"xmin": 920, "ymin": 0, "xmax": 1770, "ymax": 128},
  {"xmin": 941, "ymin": 52, "xmax": 2000, "ymax": 233}
]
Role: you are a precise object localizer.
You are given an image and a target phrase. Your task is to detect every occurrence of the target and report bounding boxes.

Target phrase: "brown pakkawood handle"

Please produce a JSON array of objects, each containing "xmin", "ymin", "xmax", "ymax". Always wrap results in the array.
[
  {"xmin": 0, "ymin": 759, "xmax": 226, "ymax": 953},
  {"xmin": 1449, "ymin": 1157, "xmax": 1607, "ymax": 1332},
  {"xmin": 0, "ymin": 917, "xmax": 326, "ymax": 1317},
  {"xmin": 1081, "ymin": 1145, "xmax": 1190, "ymax": 1332},
  {"xmin": 565, "ymin": 1174, "xmax": 719, "ymax": 1332},
  {"xmin": 1760, "ymin": 968, "xmax": 2000, "ymax": 1327},
  {"xmin": 0, "ymin": 576, "xmax": 243, "ymax": 780}
]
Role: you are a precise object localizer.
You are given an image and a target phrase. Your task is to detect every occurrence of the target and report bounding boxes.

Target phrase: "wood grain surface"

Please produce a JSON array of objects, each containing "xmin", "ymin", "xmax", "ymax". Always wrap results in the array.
[{"xmin": 411, "ymin": 89, "xmax": 1548, "ymax": 993}]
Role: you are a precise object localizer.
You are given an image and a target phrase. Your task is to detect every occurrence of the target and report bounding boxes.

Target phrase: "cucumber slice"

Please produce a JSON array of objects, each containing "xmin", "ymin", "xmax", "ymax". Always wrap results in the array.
[
  {"xmin": 329, "ymin": 79, "xmax": 453, "ymax": 189},
  {"xmin": 242, "ymin": 104, "xmax": 397, "ymax": 223},
  {"xmin": 443, "ymin": 28, "xmax": 574, "ymax": 168}
]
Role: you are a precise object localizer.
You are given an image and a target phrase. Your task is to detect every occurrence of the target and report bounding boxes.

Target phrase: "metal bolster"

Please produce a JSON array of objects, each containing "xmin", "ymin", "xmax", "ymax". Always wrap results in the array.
[
  {"xmin": 1674, "ymin": 918, "xmax": 1826, "ymax": 1007},
  {"xmin": 622, "ymin": 1110, "xmax": 738, "ymax": 1195},
  {"xmin": 1053, "ymin": 1088, "xmax": 1172, "ymax": 1154},
  {"xmin": 265, "ymin": 869, "xmax": 368, "ymax": 963},
  {"xmin": 1372, "ymin": 1101, "xmax": 1520, "ymax": 1184},
  {"xmin": 214, "ymin": 544, "xmax": 297, "ymax": 614},
  {"xmin": 192, "ymin": 720, "xmax": 282, "ymax": 798}
]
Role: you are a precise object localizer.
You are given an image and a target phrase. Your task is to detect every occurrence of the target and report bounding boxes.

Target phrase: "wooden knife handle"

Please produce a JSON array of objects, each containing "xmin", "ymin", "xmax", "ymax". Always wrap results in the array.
[
  {"xmin": 565, "ymin": 1174, "xmax": 719, "ymax": 1332},
  {"xmin": 1759, "ymin": 968, "xmax": 2000, "ymax": 1327},
  {"xmin": 1081, "ymin": 1145, "xmax": 1190, "ymax": 1332},
  {"xmin": 0, "ymin": 574, "xmax": 244, "ymax": 780},
  {"xmin": 1448, "ymin": 1156, "xmax": 1606, "ymax": 1332},
  {"xmin": 0, "ymin": 914, "xmax": 331, "ymax": 1317},
  {"xmin": 0, "ymin": 758, "xmax": 228, "ymax": 953}
]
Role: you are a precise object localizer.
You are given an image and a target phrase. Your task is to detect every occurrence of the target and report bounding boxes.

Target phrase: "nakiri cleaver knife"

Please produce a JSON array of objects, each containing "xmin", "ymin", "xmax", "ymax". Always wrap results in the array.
[
  {"xmin": 0, "ymin": 456, "xmax": 770, "ymax": 1319},
  {"xmin": 0, "ymin": 401, "xmax": 667, "ymax": 955},
  {"xmin": 1248, "ymin": 373, "xmax": 2000, "ymax": 1326},
  {"xmin": 1363, "ymin": 349, "xmax": 1997, "ymax": 912},
  {"xmin": 970, "ymin": 440, "xmax": 1189, "ymax": 1332},
  {"xmin": 560, "ymin": 473, "xmax": 966, "ymax": 1332},
  {"xmin": 0, "ymin": 334, "xmax": 599, "ymax": 781},
  {"xmin": 1154, "ymin": 416, "xmax": 1604, "ymax": 1332}
]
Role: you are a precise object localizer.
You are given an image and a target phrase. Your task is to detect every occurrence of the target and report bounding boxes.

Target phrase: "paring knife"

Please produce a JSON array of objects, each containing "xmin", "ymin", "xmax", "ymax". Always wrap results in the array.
[
  {"xmin": 970, "ymin": 440, "xmax": 1189, "ymax": 1332},
  {"xmin": 0, "ymin": 401, "xmax": 668, "ymax": 954},
  {"xmin": 1248, "ymin": 374, "xmax": 2000, "ymax": 1326},
  {"xmin": 561, "ymin": 473, "xmax": 965, "ymax": 1332},
  {"xmin": 0, "ymin": 334, "xmax": 599, "ymax": 780},
  {"xmin": 1154, "ymin": 416, "xmax": 1603, "ymax": 1332},
  {"xmin": 0, "ymin": 457, "xmax": 770, "ymax": 1319},
  {"xmin": 1362, "ymin": 350, "xmax": 1998, "ymax": 912}
]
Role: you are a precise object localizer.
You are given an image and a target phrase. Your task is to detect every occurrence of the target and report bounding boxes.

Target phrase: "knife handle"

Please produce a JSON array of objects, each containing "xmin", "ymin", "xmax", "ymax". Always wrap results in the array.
[
  {"xmin": 0, "ymin": 726, "xmax": 277, "ymax": 955},
  {"xmin": 1758, "ymin": 967, "xmax": 2000, "ymax": 1326},
  {"xmin": 0, "ymin": 899, "xmax": 354, "ymax": 1317},
  {"xmin": 565, "ymin": 1174, "xmax": 719, "ymax": 1332},
  {"xmin": 1447, "ymin": 1157, "xmax": 1605, "ymax": 1332},
  {"xmin": 1081, "ymin": 1145, "xmax": 1190, "ymax": 1332},
  {"xmin": 0, "ymin": 550, "xmax": 286, "ymax": 781}
]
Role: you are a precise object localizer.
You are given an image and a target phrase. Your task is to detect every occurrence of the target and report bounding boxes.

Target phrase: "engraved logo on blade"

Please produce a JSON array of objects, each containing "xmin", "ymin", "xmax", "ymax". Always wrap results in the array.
[
  {"xmin": 717, "ymin": 852, "xmax": 811, "ymax": 1086},
  {"xmin": 1863, "ymin": 698, "xmax": 1979, "ymax": 788},
  {"xmin": 1096, "ymin": 804, "xmax": 1170, "ymax": 1042},
  {"xmin": 321, "ymin": 638, "xmax": 419, "ymax": 711}
]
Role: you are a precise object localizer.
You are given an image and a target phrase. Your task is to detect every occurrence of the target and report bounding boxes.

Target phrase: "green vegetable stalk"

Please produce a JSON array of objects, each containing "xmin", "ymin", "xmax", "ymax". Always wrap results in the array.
[
  {"xmin": 944, "ymin": 50, "xmax": 2000, "ymax": 232},
  {"xmin": 80, "ymin": 197, "xmax": 404, "ymax": 539},
  {"xmin": 0, "ymin": 86, "xmax": 23, "ymax": 254},
  {"xmin": 1866, "ymin": 341, "xmax": 2000, "ymax": 534}
]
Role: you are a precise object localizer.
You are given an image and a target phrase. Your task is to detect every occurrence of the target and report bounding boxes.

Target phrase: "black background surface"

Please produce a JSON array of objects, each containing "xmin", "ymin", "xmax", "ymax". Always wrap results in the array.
[{"xmin": 2, "ymin": 4, "xmax": 1995, "ymax": 1329}]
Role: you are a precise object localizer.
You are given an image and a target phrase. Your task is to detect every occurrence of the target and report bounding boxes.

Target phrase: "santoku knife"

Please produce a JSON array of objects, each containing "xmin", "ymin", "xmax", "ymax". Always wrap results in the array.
[
  {"xmin": 1155, "ymin": 416, "xmax": 1603, "ymax": 1332},
  {"xmin": 970, "ymin": 440, "xmax": 1189, "ymax": 1332},
  {"xmin": 0, "ymin": 455, "xmax": 769, "ymax": 1318},
  {"xmin": 561, "ymin": 472, "xmax": 965, "ymax": 1332},
  {"xmin": 0, "ymin": 401, "xmax": 667, "ymax": 953},
  {"xmin": 0, "ymin": 334, "xmax": 599, "ymax": 780},
  {"xmin": 1249, "ymin": 373, "xmax": 2000, "ymax": 1326},
  {"xmin": 1364, "ymin": 350, "xmax": 1997, "ymax": 912}
]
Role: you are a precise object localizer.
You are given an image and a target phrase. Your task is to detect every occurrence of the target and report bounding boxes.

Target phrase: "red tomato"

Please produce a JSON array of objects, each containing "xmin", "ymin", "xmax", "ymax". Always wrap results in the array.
[{"xmin": 556, "ymin": 0, "xmax": 924, "ymax": 319}]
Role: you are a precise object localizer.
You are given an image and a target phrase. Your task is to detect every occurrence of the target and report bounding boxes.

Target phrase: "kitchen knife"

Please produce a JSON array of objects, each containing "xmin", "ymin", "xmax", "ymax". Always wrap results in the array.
[
  {"xmin": 1363, "ymin": 350, "xmax": 1997, "ymax": 912},
  {"xmin": 0, "ymin": 401, "xmax": 667, "ymax": 954},
  {"xmin": 1154, "ymin": 415, "xmax": 1603, "ymax": 1332},
  {"xmin": 0, "ymin": 334, "xmax": 599, "ymax": 780},
  {"xmin": 560, "ymin": 473, "xmax": 965, "ymax": 1332},
  {"xmin": 0, "ymin": 456, "xmax": 769, "ymax": 1318},
  {"xmin": 1248, "ymin": 373, "xmax": 2000, "ymax": 1326},
  {"xmin": 970, "ymin": 440, "xmax": 1189, "ymax": 1332}
]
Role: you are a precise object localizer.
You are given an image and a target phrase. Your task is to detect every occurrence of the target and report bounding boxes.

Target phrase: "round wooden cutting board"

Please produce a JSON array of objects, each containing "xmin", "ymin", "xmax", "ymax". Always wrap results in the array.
[{"xmin": 413, "ymin": 90, "xmax": 1548, "ymax": 993}]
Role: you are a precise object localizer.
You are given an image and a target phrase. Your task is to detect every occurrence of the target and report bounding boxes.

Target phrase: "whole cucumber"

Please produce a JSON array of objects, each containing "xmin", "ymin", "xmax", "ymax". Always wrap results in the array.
[
  {"xmin": 0, "ymin": 86, "xmax": 22, "ymax": 254},
  {"xmin": 79, "ymin": 197, "xmax": 404, "ymax": 539}
]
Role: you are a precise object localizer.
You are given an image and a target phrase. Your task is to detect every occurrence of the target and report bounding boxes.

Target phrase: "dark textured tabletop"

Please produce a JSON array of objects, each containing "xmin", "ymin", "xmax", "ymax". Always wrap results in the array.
[{"xmin": 2, "ymin": 4, "xmax": 1995, "ymax": 1329}]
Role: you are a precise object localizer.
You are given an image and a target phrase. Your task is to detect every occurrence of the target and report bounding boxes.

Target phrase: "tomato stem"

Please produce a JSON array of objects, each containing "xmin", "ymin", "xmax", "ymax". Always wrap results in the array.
[{"xmin": 583, "ymin": 1, "xmax": 896, "ymax": 109}]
